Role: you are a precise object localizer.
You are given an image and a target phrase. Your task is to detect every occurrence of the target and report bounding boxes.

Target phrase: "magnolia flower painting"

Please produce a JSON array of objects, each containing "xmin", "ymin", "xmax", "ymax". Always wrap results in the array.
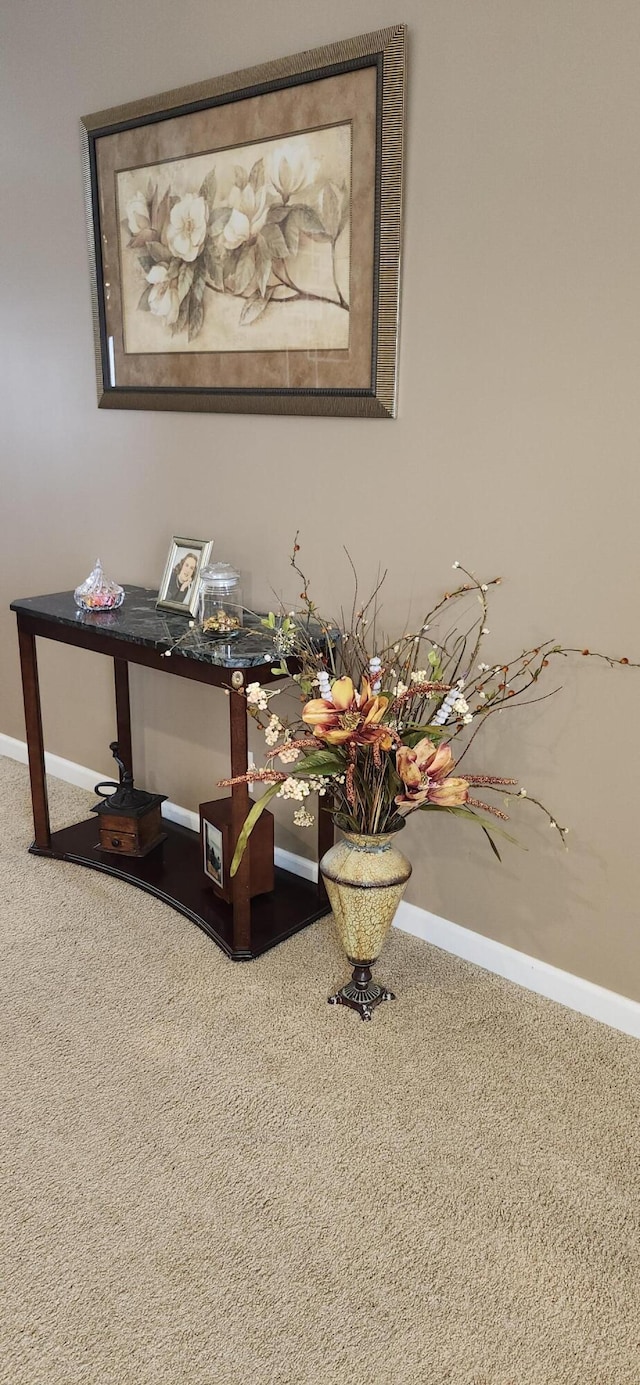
[{"xmin": 117, "ymin": 125, "xmax": 351, "ymax": 354}]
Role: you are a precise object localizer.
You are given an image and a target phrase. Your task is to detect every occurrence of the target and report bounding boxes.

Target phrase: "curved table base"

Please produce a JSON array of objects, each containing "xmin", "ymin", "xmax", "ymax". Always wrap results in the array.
[{"xmin": 30, "ymin": 817, "xmax": 328, "ymax": 961}]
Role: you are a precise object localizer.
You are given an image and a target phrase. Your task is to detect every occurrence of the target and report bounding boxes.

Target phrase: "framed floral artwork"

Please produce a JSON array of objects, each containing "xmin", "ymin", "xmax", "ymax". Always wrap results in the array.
[{"xmin": 81, "ymin": 24, "xmax": 405, "ymax": 418}]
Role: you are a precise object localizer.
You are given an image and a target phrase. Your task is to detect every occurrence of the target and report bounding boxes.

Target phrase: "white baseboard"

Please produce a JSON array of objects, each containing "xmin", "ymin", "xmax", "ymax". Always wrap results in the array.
[
  {"xmin": 2, "ymin": 732, "xmax": 639, "ymax": 1040},
  {"xmin": 394, "ymin": 901, "xmax": 640, "ymax": 1039}
]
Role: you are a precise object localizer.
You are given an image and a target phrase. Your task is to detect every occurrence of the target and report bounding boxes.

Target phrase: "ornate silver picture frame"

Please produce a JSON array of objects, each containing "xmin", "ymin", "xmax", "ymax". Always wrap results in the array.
[{"xmin": 81, "ymin": 25, "xmax": 405, "ymax": 418}]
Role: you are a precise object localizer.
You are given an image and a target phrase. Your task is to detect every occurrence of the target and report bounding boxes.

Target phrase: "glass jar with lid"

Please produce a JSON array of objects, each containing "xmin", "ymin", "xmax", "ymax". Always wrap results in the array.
[{"xmin": 198, "ymin": 563, "xmax": 244, "ymax": 636}]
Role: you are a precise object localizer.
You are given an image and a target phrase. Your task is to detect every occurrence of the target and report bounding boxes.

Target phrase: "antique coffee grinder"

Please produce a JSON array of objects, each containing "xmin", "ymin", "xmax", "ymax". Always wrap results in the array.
[{"xmin": 92, "ymin": 743, "xmax": 167, "ymax": 857}]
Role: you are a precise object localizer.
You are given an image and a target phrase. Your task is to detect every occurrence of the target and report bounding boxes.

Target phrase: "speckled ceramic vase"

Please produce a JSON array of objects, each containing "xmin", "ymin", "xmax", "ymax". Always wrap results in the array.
[{"xmin": 321, "ymin": 830, "xmax": 412, "ymax": 1021}]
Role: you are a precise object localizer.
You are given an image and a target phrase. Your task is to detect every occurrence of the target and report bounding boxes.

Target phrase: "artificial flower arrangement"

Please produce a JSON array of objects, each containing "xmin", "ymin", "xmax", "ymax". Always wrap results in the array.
[{"xmin": 221, "ymin": 539, "xmax": 636, "ymax": 877}]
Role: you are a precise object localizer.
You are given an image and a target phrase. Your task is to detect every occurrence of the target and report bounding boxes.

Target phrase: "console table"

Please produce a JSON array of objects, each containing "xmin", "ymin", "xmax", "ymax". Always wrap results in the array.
[{"xmin": 11, "ymin": 587, "xmax": 333, "ymax": 960}]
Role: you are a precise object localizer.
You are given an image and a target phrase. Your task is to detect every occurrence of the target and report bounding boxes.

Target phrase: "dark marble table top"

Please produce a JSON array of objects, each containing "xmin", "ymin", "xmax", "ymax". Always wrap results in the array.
[{"xmin": 10, "ymin": 586, "xmax": 287, "ymax": 669}]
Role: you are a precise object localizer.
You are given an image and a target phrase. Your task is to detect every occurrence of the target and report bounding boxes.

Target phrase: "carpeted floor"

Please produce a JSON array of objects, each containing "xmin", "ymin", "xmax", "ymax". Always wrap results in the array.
[{"xmin": 1, "ymin": 756, "xmax": 639, "ymax": 1385}]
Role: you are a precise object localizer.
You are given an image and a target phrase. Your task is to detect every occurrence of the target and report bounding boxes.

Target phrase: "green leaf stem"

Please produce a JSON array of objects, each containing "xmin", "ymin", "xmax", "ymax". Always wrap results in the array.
[
  {"xmin": 230, "ymin": 782, "xmax": 281, "ymax": 877},
  {"xmin": 290, "ymin": 749, "xmax": 346, "ymax": 777},
  {"xmin": 422, "ymin": 803, "xmax": 522, "ymax": 849}
]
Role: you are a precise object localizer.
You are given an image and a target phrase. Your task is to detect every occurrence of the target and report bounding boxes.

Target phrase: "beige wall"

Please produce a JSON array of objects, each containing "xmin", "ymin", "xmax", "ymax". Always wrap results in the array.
[{"xmin": 2, "ymin": 0, "xmax": 639, "ymax": 998}]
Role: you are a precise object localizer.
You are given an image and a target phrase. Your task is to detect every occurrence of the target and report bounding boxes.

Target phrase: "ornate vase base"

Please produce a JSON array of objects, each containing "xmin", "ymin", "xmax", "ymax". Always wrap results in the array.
[{"xmin": 328, "ymin": 962, "xmax": 396, "ymax": 1022}]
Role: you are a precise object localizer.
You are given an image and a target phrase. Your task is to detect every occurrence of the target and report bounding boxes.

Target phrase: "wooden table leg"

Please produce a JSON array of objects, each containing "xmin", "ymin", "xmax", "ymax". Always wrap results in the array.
[
  {"xmin": 229, "ymin": 675, "xmax": 251, "ymax": 956},
  {"xmin": 113, "ymin": 658, "xmax": 133, "ymax": 775},
  {"xmin": 17, "ymin": 621, "xmax": 51, "ymax": 850}
]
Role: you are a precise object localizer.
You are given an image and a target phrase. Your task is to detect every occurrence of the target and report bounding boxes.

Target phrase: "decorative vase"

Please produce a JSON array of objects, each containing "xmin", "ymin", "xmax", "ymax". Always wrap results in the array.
[{"xmin": 321, "ymin": 830, "xmax": 412, "ymax": 1021}]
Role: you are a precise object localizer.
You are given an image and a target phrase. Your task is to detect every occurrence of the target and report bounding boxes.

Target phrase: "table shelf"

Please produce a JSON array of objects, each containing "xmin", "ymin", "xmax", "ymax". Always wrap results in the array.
[{"xmin": 30, "ymin": 817, "xmax": 327, "ymax": 960}]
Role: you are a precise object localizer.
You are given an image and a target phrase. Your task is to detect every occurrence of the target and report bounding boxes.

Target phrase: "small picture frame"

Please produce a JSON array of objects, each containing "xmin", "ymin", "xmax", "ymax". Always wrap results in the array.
[
  {"xmin": 156, "ymin": 535, "xmax": 212, "ymax": 616},
  {"xmin": 203, "ymin": 818, "xmax": 224, "ymax": 889}
]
